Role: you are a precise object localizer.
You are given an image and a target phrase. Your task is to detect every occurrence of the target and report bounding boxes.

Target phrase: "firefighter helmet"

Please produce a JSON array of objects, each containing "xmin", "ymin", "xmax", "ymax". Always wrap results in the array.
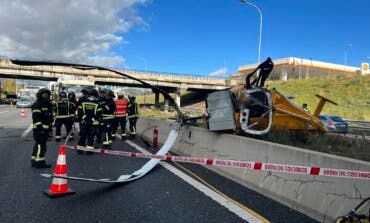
[
  {"xmin": 59, "ymin": 91, "xmax": 67, "ymax": 98},
  {"xmin": 88, "ymin": 89, "xmax": 99, "ymax": 98},
  {"xmin": 37, "ymin": 88, "xmax": 51, "ymax": 99}
]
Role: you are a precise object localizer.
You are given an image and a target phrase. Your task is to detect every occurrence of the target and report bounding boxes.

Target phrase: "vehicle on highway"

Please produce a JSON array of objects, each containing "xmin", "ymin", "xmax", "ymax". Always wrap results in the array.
[
  {"xmin": 319, "ymin": 115, "xmax": 349, "ymax": 134},
  {"xmin": 16, "ymin": 97, "xmax": 33, "ymax": 108}
]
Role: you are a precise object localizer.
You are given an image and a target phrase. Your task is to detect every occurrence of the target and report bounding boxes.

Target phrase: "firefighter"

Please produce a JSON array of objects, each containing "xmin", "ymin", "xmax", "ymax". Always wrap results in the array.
[
  {"xmin": 67, "ymin": 91, "xmax": 77, "ymax": 139},
  {"xmin": 77, "ymin": 88, "xmax": 101, "ymax": 154},
  {"xmin": 101, "ymin": 90, "xmax": 116, "ymax": 149},
  {"xmin": 113, "ymin": 93, "xmax": 128, "ymax": 140},
  {"xmin": 48, "ymin": 93, "xmax": 57, "ymax": 140},
  {"xmin": 127, "ymin": 95, "xmax": 139, "ymax": 139},
  {"xmin": 31, "ymin": 88, "xmax": 53, "ymax": 168},
  {"xmin": 76, "ymin": 87, "xmax": 89, "ymax": 122},
  {"xmin": 55, "ymin": 91, "xmax": 75, "ymax": 142},
  {"xmin": 95, "ymin": 88, "xmax": 107, "ymax": 145}
]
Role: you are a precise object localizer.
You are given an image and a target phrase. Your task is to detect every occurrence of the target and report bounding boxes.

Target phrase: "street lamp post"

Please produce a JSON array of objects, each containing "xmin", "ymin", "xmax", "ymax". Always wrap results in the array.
[
  {"xmin": 344, "ymin": 43, "xmax": 352, "ymax": 66},
  {"xmin": 240, "ymin": 0, "xmax": 263, "ymax": 64}
]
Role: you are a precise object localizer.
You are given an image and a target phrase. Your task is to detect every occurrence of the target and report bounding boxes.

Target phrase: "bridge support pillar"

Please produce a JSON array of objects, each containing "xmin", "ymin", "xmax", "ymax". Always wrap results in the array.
[
  {"xmin": 175, "ymin": 84, "xmax": 188, "ymax": 108},
  {"xmin": 175, "ymin": 92, "xmax": 181, "ymax": 108},
  {"xmin": 164, "ymin": 98, "xmax": 169, "ymax": 112},
  {"xmin": 154, "ymin": 91, "xmax": 160, "ymax": 108}
]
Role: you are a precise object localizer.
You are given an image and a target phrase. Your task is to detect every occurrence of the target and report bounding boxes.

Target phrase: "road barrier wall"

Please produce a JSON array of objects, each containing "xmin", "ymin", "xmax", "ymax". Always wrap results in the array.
[{"xmin": 137, "ymin": 117, "xmax": 370, "ymax": 223}]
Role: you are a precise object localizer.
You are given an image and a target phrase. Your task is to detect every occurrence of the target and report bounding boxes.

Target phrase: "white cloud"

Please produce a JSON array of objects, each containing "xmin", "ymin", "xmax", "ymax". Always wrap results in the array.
[
  {"xmin": 209, "ymin": 67, "xmax": 228, "ymax": 78},
  {"xmin": 0, "ymin": 0, "xmax": 147, "ymax": 67}
]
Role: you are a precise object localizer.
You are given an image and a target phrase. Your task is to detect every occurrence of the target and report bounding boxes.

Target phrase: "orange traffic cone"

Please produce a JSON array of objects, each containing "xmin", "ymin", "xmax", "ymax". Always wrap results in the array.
[
  {"xmin": 20, "ymin": 109, "xmax": 26, "ymax": 118},
  {"xmin": 43, "ymin": 145, "xmax": 75, "ymax": 197}
]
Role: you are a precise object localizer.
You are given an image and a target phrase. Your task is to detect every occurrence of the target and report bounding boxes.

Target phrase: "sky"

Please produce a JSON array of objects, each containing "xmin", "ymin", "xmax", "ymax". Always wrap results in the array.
[{"xmin": 0, "ymin": 0, "xmax": 369, "ymax": 78}]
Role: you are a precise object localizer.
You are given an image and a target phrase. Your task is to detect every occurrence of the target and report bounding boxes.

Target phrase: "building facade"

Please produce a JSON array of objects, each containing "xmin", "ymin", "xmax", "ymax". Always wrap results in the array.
[{"xmin": 229, "ymin": 57, "xmax": 362, "ymax": 85}]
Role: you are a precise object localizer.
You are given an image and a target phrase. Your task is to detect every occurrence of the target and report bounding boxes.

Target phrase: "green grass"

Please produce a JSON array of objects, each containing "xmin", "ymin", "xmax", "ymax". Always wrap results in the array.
[
  {"xmin": 139, "ymin": 108, "xmax": 176, "ymax": 120},
  {"xmin": 267, "ymin": 75, "xmax": 370, "ymax": 120}
]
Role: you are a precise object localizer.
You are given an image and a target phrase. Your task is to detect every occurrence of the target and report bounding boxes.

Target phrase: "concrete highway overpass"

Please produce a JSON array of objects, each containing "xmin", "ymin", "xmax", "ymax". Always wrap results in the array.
[{"xmin": 0, "ymin": 59, "xmax": 229, "ymax": 106}]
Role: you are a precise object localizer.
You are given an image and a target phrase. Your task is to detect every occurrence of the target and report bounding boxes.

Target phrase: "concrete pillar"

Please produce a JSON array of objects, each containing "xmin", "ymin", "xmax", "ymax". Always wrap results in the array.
[
  {"xmin": 164, "ymin": 98, "xmax": 169, "ymax": 112},
  {"xmin": 154, "ymin": 91, "xmax": 160, "ymax": 108},
  {"xmin": 175, "ymin": 92, "xmax": 181, "ymax": 108},
  {"xmin": 281, "ymin": 66, "xmax": 288, "ymax": 81},
  {"xmin": 175, "ymin": 84, "xmax": 188, "ymax": 108}
]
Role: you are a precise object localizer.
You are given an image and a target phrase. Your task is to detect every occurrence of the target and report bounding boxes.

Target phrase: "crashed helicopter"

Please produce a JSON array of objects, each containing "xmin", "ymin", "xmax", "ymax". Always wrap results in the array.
[{"xmin": 203, "ymin": 57, "xmax": 337, "ymax": 136}]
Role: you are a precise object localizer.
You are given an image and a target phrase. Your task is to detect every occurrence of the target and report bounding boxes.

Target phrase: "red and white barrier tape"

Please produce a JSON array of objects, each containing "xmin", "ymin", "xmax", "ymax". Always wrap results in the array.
[{"xmin": 64, "ymin": 145, "xmax": 370, "ymax": 180}]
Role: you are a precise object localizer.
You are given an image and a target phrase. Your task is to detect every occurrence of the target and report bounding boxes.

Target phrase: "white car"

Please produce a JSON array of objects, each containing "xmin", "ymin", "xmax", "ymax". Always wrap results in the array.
[{"xmin": 16, "ymin": 98, "xmax": 33, "ymax": 108}]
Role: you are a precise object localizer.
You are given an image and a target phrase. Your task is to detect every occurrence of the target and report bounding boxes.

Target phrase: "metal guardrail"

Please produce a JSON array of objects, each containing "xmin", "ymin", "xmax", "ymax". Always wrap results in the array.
[{"xmin": 345, "ymin": 120, "xmax": 370, "ymax": 135}]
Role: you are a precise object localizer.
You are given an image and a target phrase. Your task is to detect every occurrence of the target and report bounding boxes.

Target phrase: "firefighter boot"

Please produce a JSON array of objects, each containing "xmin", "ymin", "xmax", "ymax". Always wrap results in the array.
[{"xmin": 35, "ymin": 161, "xmax": 52, "ymax": 169}]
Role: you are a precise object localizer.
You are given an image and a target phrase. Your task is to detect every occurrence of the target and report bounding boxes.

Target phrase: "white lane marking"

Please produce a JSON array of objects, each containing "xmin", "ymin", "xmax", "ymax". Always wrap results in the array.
[
  {"xmin": 0, "ymin": 110, "xmax": 9, "ymax": 114},
  {"xmin": 21, "ymin": 124, "xmax": 33, "ymax": 138},
  {"xmin": 122, "ymin": 136, "xmax": 264, "ymax": 223}
]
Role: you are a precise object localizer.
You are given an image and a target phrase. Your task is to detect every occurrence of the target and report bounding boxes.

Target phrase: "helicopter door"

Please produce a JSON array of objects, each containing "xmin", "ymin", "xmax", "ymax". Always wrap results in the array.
[{"xmin": 239, "ymin": 88, "xmax": 272, "ymax": 135}]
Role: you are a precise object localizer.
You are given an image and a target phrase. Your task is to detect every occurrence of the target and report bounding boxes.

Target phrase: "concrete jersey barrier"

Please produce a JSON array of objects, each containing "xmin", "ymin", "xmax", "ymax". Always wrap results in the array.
[{"xmin": 136, "ymin": 117, "xmax": 370, "ymax": 223}]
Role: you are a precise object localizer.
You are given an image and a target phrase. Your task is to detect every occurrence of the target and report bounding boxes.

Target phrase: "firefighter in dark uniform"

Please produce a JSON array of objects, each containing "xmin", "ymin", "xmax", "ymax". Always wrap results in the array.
[
  {"xmin": 127, "ymin": 95, "xmax": 139, "ymax": 139},
  {"xmin": 95, "ymin": 88, "xmax": 107, "ymax": 145},
  {"xmin": 77, "ymin": 89, "xmax": 102, "ymax": 153},
  {"xmin": 67, "ymin": 91, "xmax": 77, "ymax": 139},
  {"xmin": 31, "ymin": 88, "xmax": 53, "ymax": 168},
  {"xmin": 76, "ymin": 88, "xmax": 89, "ymax": 122},
  {"xmin": 101, "ymin": 90, "xmax": 116, "ymax": 149},
  {"xmin": 48, "ymin": 93, "xmax": 57, "ymax": 140},
  {"xmin": 113, "ymin": 94, "xmax": 128, "ymax": 140},
  {"xmin": 55, "ymin": 91, "xmax": 75, "ymax": 142}
]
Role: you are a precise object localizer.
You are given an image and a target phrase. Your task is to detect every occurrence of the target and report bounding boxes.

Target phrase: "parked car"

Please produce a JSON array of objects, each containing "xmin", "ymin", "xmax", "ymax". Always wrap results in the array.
[
  {"xmin": 16, "ymin": 98, "xmax": 33, "ymax": 108},
  {"xmin": 319, "ymin": 115, "xmax": 349, "ymax": 134}
]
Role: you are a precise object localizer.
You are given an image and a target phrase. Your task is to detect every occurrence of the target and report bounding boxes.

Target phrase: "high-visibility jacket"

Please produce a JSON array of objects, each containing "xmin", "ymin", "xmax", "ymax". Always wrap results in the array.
[
  {"xmin": 78, "ymin": 96, "xmax": 102, "ymax": 125},
  {"xmin": 128, "ymin": 100, "xmax": 139, "ymax": 119},
  {"xmin": 55, "ymin": 98, "xmax": 75, "ymax": 119},
  {"xmin": 115, "ymin": 99, "xmax": 128, "ymax": 117},
  {"xmin": 32, "ymin": 99, "xmax": 53, "ymax": 130},
  {"xmin": 101, "ymin": 99, "xmax": 116, "ymax": 120}
]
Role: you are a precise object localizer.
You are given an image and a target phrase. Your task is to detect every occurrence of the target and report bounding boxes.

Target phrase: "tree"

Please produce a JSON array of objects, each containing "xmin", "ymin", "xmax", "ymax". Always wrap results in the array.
[{"xmin": 1, "ymin": 79, "xmax": 16, "ymax": 95}]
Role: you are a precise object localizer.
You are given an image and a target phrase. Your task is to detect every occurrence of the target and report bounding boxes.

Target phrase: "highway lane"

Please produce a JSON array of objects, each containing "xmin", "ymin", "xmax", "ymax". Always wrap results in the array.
[{"xmin": 0, "ymin": 107, "xmax": 318, "ymax": 223}]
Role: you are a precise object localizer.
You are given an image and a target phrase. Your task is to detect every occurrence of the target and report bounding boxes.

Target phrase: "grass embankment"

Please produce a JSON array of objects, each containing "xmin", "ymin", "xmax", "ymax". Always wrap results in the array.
[{"xmin": 267, "ymin": 75, "xmax": 370, "ymax": 120}]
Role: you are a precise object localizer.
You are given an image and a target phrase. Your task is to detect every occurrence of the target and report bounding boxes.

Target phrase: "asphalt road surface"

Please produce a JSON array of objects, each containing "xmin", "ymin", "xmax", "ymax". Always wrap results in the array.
[{"xmin": 0, "ymin": 105, "xmax": 318, "ymax": 223}]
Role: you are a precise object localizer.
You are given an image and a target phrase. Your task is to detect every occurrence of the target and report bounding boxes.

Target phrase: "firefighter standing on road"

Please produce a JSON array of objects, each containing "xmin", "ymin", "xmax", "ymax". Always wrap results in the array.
[
  {"xmin": 67, "ymin": 91, "xmax": 77, "ymax": 139},
  {"xmin": 55, "ymin": 91, "xmax": 75, "ymax": 142},
  {"xmin": 127, "ymin": 95, "xmax": 139, "ymax": 139},
  {"xmin": 31, "ymin": 88, "xmax": 53, "ymax": 168},
  {"xmin": 77, "ymin": 89, "xmax": 102, "ymax": 153},
  {"xmin": 76, "ymin": 88, "xmax": 89, "ymax": 122},
  {"xmin": 101, "ymin": 90, "xmax": 116, "ymax": 149},
  {"xmin": 48, "ymin": 93, "xmax": 57, "ymax": 140},
  {"xmin": 113, "ymin": 94, "xmax": 128, "ymax": 140},
  {"xmin": 95, "ymin": 88, "xmax": 107, "ymax": 145}
]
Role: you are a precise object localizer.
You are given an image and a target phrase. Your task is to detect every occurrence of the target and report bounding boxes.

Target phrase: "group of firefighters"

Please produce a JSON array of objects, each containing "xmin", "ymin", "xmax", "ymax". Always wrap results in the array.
[{"xmin": 31, "ymin": 87, "xmax": 139, "ymax": 168}]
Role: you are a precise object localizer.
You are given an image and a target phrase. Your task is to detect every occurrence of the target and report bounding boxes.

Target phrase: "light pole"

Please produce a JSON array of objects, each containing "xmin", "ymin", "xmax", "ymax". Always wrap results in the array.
[
  {"xmin": 136, "ymin": 56, "xmax": 147, "ymax": 73},
  {"xmin": 240, "ymin": 0, "xmax": 263, "ymax": 64},
  {"xmin": 344, "ymin": 43, "xmax": 352, "ymax": 66}
]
